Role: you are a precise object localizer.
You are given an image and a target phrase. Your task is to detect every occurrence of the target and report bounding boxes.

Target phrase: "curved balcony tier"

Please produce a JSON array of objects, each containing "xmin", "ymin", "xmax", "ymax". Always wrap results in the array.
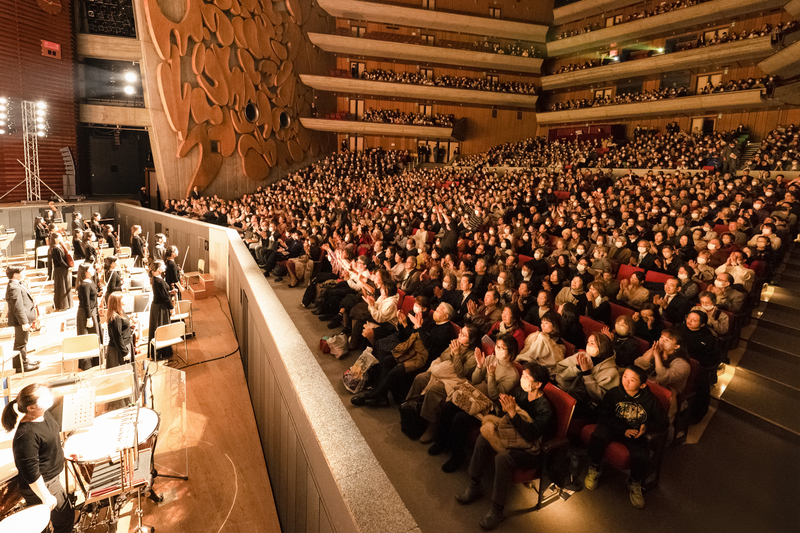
[
  {"xmin": 317, "ymin": 0, "xmax": 548, "ymax": 42},
  {"xmin": 759, "ymin": 39, "xmax": 800, "ymax": 78},
  {"xmin": 537, "ymin": 90, "xmax": 779, "ymax": 125},
  {"xmin": 546, "ymin": 0, "xmax": 789, "ymax": 58},
  {"xmin": 553, "ymin": 0, "xmax": 642, "ymax": 26},
  {"xmin": 542, "ymin": 36, "xmax": 775, "ymax": 91},
  {"xmin": 299, "ymin": 118, "xmax": 454, "ymax": 139},
  {"xmin": 308, "ymin": 33, "xmax": 543, "ymax": 74},
  {"xmin": 299, "ymin": 75, "xmax": 538, "ymax": 109}
]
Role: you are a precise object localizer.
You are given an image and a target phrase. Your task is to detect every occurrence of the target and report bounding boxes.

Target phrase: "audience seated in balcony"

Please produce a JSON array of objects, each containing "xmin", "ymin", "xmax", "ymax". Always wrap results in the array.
[
  {"xmin": 359, "ymin": 68, "xmax": 537, "ymax": 94},
  {"xmin": 362, "ymin": 108, "xmax": 454, "ymax": 127},
  {"xmin": 548, "ymin": 86, "xmax": 689, "ymax": 112}
]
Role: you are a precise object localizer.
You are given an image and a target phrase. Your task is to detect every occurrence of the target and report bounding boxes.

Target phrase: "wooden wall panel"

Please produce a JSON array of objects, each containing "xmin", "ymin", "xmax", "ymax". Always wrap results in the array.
[{"xmin": 0, "ymin": 0, "xmax": 77, "ymax": 201}]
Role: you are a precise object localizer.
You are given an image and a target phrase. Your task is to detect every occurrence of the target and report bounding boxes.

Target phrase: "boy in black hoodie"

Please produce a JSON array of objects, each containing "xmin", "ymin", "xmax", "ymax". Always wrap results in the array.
[{"xmin": 584, "ymin": 365, "xmax": 668, "ymax": 509}]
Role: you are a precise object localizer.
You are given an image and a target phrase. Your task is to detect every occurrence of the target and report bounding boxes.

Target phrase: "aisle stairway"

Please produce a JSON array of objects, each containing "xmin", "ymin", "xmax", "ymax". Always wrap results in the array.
[{"xmin": 717, "ymin": 244, "xmax": 800, "ymax": 442}]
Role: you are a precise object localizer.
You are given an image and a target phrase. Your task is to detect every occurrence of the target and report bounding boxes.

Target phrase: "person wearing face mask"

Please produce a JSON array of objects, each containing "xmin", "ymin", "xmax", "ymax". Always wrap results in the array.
[
  {"xmin": 587, "ymin": 245, "xmax": 611, "ymax": 277},
  {"xmin": 601, "ymin": 315, "xmax": 638, "ymax": 368},
  {"xmin": 408, "ymin": 323, "xmax": 480, "ymax": 444},
  {"xmin": 432, "ymin": 273, "xmax": 459, "ymax": 309},
  {"xmin": 556, "ymin": 332, "xmax": 620, "ymax": 415},
  {"xmin": 428, "ymin": 334, "xmax": 521, "ymax": 473},
  {"xmin": 517, "ymin": 312, "xmax": 565, "ymax": 376},
  {"xmin": 635, "ymin": 328, "xmax": 691, "ymax": 423},
  {"xmin": 607, "ymin": 237, "xmax": 632, "ymax": 269},
  {"xmin": 689, "ymin": 250, "xmax": 716, "ymax": 282},
  {"xmin": 456, "ymin": 362, "xmax": 555, "ymax": 530},
  {"xmin": 3, "ymin": 384, "xmax": 74, "ymax": 533},
  {"xmin": 710, "ymin": 272, "xmax": 745, "ymax": 313},
  {"xmin": 676, "ymin": 265, "xmax": 699, "ymax": 301},
  {"xmin": 747, "ymin": 222, "xmax": 782, "ymax": 251},
  {"xmin": 573, "ymin": 258, "xmax": 594, "ymax": 287},
  {"xmin": 715, "ymin": 251, "xmax": 755, "ymax": 292},
  {"xmin": 513, "ymin": 281, "xmax": 537, "ymax": 317},
  {"xmin": 585, "ymin": 282, "xmax": 612, "ymax": 326},
  {"xmin": 634, "ymin": 240, "xmax": 658, "ymax": 270},
  {"xmin": 555, "ymin": 276, "xmax": 588, "ymax": 315},
  {"xmin": 692, "ymin": 291, "xmax": 730, "ymax": 337},
  {"xmin": 583, "ymin": 366, "xmax": 668, "ymax": 510}
]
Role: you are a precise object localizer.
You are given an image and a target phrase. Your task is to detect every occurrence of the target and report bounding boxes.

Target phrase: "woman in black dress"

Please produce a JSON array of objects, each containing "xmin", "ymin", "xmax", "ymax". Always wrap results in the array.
[
  {"xmin": 49, "ymin": 233, "xmax": 72, "ymax": 311},
  {"xmin": 102, "ymin": 224, "xmax": 118, "ymax": 253},
  {"xmin": 106, "ymin": 292, "xmax": 136, "ymax": 368},
  {"xmin": 34, "ymin": 216, "xmax": 49, "ymax": 248},
  {"xmin": 164, "ymin": 246, "xmax": 183, "ymax": 300},
  {"xmin": 88, "ymin": 212, "xmax": 103, "ymax": 236},
  {"xmin": 102, "ymin": 255, "xmax": 123, "ymax": 305},
  {"xmin": 131, "ymin": 224, "xmax": 146, "ymax": 268},
  {"xmin": 71, "ymin": 229, "xmax": 85, "ymax": 261},
  {"xmin": 76, "ymin": 263, "xmax": 100, "ymax": 370},
  {"xmin": 148, "ymin": 260, "xmax": 175, "ymax": 360}
]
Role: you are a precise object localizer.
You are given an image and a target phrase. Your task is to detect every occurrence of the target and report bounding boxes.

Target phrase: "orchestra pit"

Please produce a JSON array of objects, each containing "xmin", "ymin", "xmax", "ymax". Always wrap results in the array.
[{"xmin": 0, "ymin": 0, "xmax": 799, "ymax": 533}]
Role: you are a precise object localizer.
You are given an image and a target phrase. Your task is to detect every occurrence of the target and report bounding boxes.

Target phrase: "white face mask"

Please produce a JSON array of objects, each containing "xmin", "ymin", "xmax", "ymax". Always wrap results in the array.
[
  {"xmin": 702, "ymin": 304, "xmax": 714, "ymax": 311},
  {"xmin": 586, "ymin": 345, "xmax": 599, "ymax": 357},
  {"xmin": 678, "ymin": 273, "xmax": 688, "ymax": 281},
  {"xmin": 521, "ymin": 375, "xmax": 533, "ymax": 393},
  {"xmin": 576, "ymin": 248, "xmax": 585, "ymax": 255},
  {"xmin": 495, "ymin": 347, "xmax": 510, "ymax": 361},
  {"xmin": 616, "ymin": 242, "xmax": 624, "ymax": 248},
  {"xmin": 442, "ymin": 282, "xmax": 451, "ymax": 290},
  {"xmin": 707, "ymin": 244, "xmax": 717, "ymax": 250},
  {"xmin": 37, "ymin": 392, "xmax": 54, "ymax": 411},
  {"xmin": 697, "ymin": 257, "xmax": 708, "ymax": 265},
  {"xmin": 577, "ymin": 264, "xmax": 586, "ymax": 272},
  {"xmin": 413, "ymin": 305, "xmax": 422, "ymax": 314},
  {"xmin": 714, "ymin": 280, "xmax": 727, "ymax": 289},
  {"xmin": 615, "ymin": 325, "xmax": 629, "ymax": 336},
  {"xmin": 638, "ymin": 246, "xmax": 647, "ymax": 254}
]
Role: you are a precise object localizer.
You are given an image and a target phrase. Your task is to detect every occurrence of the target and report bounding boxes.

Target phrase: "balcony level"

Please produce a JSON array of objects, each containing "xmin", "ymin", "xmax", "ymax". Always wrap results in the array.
[
  {"xmin": 300, "ymin": 75, "xmax": 538, "ymax": 109},
  {"xmin": 542, "ymin": 36, "xmax": 775, "ymax": 91},
  {"xmin": 77, "ymin": 33, "xmax": 142, "ymax": 61},
  {"xmin": 536, "ymin": 90, "xmax": 780, "ymax": 125},
  {"xmin": 308, "ymin": 33, "xmax": 543, "ymax": 74},
  {"xmin": 546, "ymin": 0, "xmax": 789, "ymax": 58},
  {"xmin": 759, "ymin": 39, "xmax": 800, "ymax": 78},
  {"xmin": 79, "ymin": 104, "xmax": 151, "ymax": 127},
  {"xmin": 299, "ymin": 117, "xmax": 453, "ymax": 139},
  {"xmin": 553, "ymin": 0, "xmax": 642, "ymax": 26},
  {"xmin": 317, "ymin": 0, "xmax": 548, "ymax": 43}
]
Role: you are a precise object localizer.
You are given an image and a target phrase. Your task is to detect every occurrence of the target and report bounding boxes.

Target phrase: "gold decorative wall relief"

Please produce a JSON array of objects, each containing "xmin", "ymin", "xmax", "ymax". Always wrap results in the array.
[{"xmin": 143, "ymin": 0, "xmax": 321, "ymax": 194}]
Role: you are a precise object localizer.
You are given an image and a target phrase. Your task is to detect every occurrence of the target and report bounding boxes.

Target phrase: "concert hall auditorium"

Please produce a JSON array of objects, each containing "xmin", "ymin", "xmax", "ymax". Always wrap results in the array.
[{"xmin": 0, "ymin": 0, "xmax": 798, "ymax": 532}]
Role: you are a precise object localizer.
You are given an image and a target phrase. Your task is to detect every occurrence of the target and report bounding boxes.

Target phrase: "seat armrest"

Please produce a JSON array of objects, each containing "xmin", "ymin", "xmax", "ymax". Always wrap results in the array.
[{"xmin": 541, "ymin": 437, "xmax": 569, "ymax": 455}]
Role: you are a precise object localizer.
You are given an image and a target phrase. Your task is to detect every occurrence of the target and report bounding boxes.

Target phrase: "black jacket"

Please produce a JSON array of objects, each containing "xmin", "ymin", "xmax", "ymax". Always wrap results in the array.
[{"xmin": 598, "ymin": 384, "xmax": 668, "ymax": 435}]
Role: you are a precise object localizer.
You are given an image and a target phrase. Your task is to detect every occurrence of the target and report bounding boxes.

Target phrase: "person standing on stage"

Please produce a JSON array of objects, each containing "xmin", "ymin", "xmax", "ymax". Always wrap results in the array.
[
  {"xmin": 2, "ymin": 384, "xmax": 74, "ymax": 533},
  {"xmin": 49, "ymin": 233, "xmax": 72, "ymax": 312},
  {"xmin": 131, "ymin": 225, "xmax": 146, "ymax": 268},
  {"xmin": 76, "ymin": 263, "xmax": 101, "ymax": 370},
  {"xmin": 148, "ymin": 261, "xmax": 175, "ymax": 359},
  {"xmin": 102, "ymin": 255, "xmax": 123, "ymax": 306},
  {"xmin": 164, "ymin": 245, "xmax": 183, "ymax": 300},
  {"xmin": 153, "ymin": 233, "xmax": 167, "ymax": 262},
  {"xmin": 5, "ymin": 266, "xmax": 40, "ymax": 373},
  {"xmin": 102, "ymin": 225, "xmax": 119, "ymax": 254},
  {"xmin": 106, "ymin": 292, "xmax": 136, "ymax": 368},
  {"xmin": 87, "ymin": 212, "xmax": 103, "ymax": 236},
  {"xmin": 34, "ymin": 217, "xmax": 49, "ymax": 249}
]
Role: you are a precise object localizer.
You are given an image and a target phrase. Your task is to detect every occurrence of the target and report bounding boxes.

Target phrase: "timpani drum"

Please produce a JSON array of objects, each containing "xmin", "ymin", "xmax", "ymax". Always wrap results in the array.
[
  {"xmin": 0, "ymin": 504, "xmax": 49, "ymax": 533},
  {"xmin": 63, "ymin": 407, "xmax": 160, "ymax": 464}
]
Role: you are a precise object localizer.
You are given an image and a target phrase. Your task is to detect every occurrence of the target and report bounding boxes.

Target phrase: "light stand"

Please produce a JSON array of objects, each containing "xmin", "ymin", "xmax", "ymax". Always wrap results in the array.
[{"xmin": 21, "ymin": 100, "xmax": 42, "ymax": 201}]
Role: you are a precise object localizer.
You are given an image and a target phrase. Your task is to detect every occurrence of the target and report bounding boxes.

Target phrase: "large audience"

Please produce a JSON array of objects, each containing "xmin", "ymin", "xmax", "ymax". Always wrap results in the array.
[
  {"xmin": 548, "ymin": 86, "xmax": 689, "ymax": 111},
  {"xmin": 697, "ymin": 77, "xmax": 774, "ymax": 95},
  {"xmin": 165, "ymin": 135, "xmax": 797, "ymax": 525},
  {"xmin": 359, "ymin": 69, "xmax": 537, "ymax": 95},
  {"xmin": 362, "ymin": 108, "xmax": 455, "ymax": 127}
]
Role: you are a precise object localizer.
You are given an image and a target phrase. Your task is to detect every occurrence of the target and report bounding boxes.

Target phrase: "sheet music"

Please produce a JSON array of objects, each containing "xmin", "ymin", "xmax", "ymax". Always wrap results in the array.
[{"xmin": 62, "ymin": 387, "xmax": 96, "ymax": 432}]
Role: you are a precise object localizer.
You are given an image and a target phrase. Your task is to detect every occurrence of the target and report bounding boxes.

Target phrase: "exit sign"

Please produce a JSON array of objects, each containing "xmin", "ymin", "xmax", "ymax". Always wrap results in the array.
[{"xmin": 41, "ymin": 40, "xmax": 61, "ymax": 59}]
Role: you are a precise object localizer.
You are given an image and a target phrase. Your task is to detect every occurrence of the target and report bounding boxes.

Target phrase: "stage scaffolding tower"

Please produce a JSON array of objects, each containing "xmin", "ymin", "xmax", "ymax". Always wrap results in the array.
[{"xmin": 21, "ymin": 100, "xmax": 42, "ymax": 202}]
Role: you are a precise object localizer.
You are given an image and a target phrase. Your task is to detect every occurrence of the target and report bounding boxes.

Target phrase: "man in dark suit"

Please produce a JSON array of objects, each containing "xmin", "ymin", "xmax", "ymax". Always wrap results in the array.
[
  {"xmin": 453, "ymin": 274, "xmax": 480, "ymax": 326},
  {"xmin": 653, "ymin": 277, "xmax": 692, "ymax": 324},
  {"xmin": 5, "ymin": 266, "xmax": 40, "ymax": 373},
  {"xmin": 635, "ymin": 240, "xmax": 659, "ymax": 271}
]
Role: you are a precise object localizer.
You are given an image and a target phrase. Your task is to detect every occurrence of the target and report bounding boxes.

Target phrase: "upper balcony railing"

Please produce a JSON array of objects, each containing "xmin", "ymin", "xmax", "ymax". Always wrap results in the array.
[
  {"xmin": 546, "ymin": 0, "xmax": 790, "ymax": 57},
  {"xmin": 317, "ymin": 0, "xmax": 549, "ymax": 42}
]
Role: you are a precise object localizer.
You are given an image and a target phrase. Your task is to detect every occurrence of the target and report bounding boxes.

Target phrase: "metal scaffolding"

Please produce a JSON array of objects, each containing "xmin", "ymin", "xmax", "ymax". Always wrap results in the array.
[{"xmin": 21, "ymin": 100, "xmax": 42, "ymax": 201}]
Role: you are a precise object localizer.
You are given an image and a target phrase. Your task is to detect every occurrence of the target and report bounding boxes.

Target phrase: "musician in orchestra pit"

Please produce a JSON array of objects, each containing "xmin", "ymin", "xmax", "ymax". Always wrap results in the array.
[
  {"xmin": 82, "ymin": 230, "xmax": 99, "ymax": 270},
  {"xmin": 149, "ymin": 261, "xmax": 175, "ymax": 360},
  {"xmin": 131, "ymin": 225, "xmax": 146, "ymax": 268},
  {"xmin": 34, "ymin": 217, "xmax": 48, "ymax": 249},
  {"xmin": 5, "ymin": 266, "xmax": 40, "ymax": 373},
  {"xmin": 103, "ymin": 256, "xmax": 123, "ymax": 305},
  {"xmin": 2, "ymin": 384, "xmax": 74, "ymax": 533},
  {"xmin": 70, "ymin": 212, "xmax": 83, "ymax": 234},
  {"xmin": 71, "ymin": 229, "xmax": 85, "ymax": 261},
  {"xmin": 48, "ymin": 233, "xmax": 72, "ymax": 312},
  {"xmin": 164, "ymin": 246, "xmax": 183, "ymax": 300},
  {"xmin": 106, "ymin": 292, "xmax": 135, "ymax": 368},
  {"xmin": 153, "ymin": 233, "xmax": 167, "ymax": 262},
  {"xmin": 43, "ymin": 201, "xmax": 61, "ymax": 224},
  {"xmin": 87, "ymin": 212, "xmax": 103, "ymax": 237},
  {"xmin": 76, "ymin": 263, "xmax": 101, "ymax": 370},
  {"xmin": 102, "ymin": 225, "xmax": 118, "ymax": 253}
]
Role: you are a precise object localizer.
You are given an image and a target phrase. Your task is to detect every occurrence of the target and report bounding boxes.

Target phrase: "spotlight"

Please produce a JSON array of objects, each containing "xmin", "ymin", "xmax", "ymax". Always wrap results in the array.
[
  {"xmin": 36, "ymin": 109, "xmax": 45, "ymax": 117},
  {"xmin": 124, "ymin": 71, "xmax": 138, "ymax": 83},
  {"xmin": 36, "ymin": 101, "xmax": 46, "ymax": 109},
  {"xmin": 37, "ymin": 131, "xmax": 45, "ymax": 137},
  {"xmin": 0, "ymin": 97, "xmax": 7, "ymax": 104},
  {"xmin": 36, "ymin": 116, "xmax": 43, "ymax": 123},
  {"xmin": 36, "ymin": 123, "xmax": 45, "ymax": 130},
  {"xmin": 657, "ymin": 48, "xmax": 664, "ymax": 53},
  {"xmin": 124, "ymin": 86, "xmax": 135, "ymax": 95},
  {"xmin": 0, "ymin": 130, "xmax": 5, "ymax": 135}
]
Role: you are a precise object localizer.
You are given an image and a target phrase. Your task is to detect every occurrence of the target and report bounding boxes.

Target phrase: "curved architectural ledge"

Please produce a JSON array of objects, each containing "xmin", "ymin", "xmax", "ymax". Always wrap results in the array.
[
  {"xmin": 758, "ymin": 39, "xmax": 800, "ymax": 78},
  {"xmin": 546, "ymin": 0, "xmax": 789, "ymax": 57},
  {"xmin": 542, "ymin": 36, "xmax": 775, "ymax": 91},
  {"xmin": 553, "ymin": 0, "xmax": 642, "ymax": 26},
  {"xmin": 300, "ymin": 117, "xmax": 454, "ymax": 139},
  {"xmin": 79, "ymin": 104, "xmax": 151, "ymax": 127},
  {"xmin": 308, "ymin": 33, "xmax": 542, "ymax": 74},
  {"xmin": 537, "ymin": 90, "xmax": 778, "ymax": 125},
  {"xmin": 77, "ymin": 33, "xmax": 142, "ymax": 61},
  {"xmin": 300, "ymin": 75, "xmax": 538, "ymax": 109},
  {"xmin": 317, "ymin": 0, "xmax": 548, "ymax": 42},
  {"xmin": 786, "ymin": 0, "xmax": 800, "ymax": 15}
]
